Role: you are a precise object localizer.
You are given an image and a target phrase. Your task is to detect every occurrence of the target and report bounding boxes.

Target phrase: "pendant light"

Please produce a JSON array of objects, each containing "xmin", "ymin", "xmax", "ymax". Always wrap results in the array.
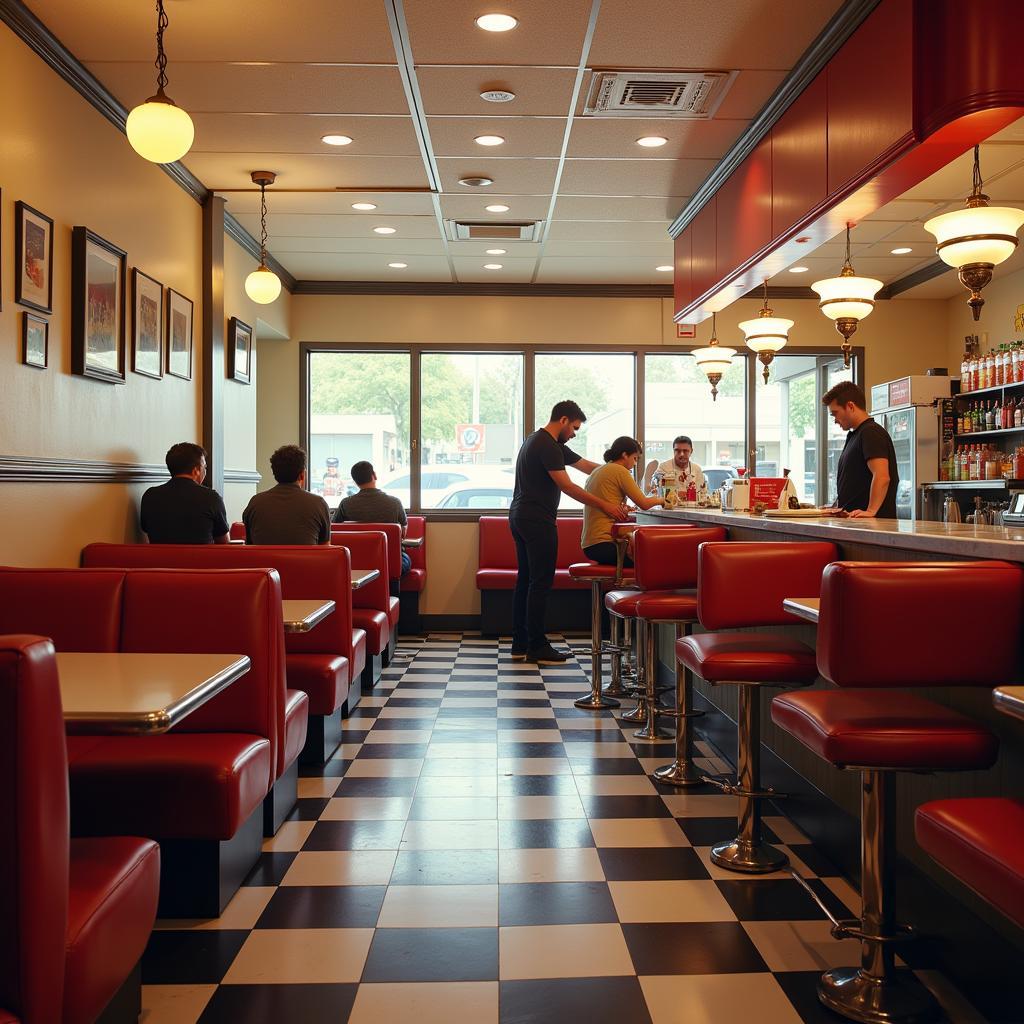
[
  {"xmin": 738, "ymin": 281, "xmax": 793, "ymax": 383},
  {"xmin": 692, "ymin": 313, "xmax": 736, "ymax": 401},
  {"xmin": 924, "ymin": 145, "xmax": 1024, "ymax": 321},
  {"xmin": 811, "ymin": 223, "xmax": 882, "ymax": 368},
  {"xmin": 126, "ymin": 0, "xmax": 194, "ymax": 164},
  {"xmin": 244, "ymin": 172, "xmax": 282, "ymax": 305}
]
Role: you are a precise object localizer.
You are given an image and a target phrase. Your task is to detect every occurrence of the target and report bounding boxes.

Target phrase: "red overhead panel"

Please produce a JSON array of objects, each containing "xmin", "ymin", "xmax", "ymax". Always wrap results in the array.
[
  {"xmin": 771, "ymin": 73, "xmax": 827, "ymax": 241},
  {"xmin": 689, "ymin": 201, "xmax": 717, "ymax": 308},
  {"xmin": 673, "ymin": 229, "xmax": 692, "ymax": 314},
  {"xmin": 716, "ymin": 137, "xmax": 772, "ymax": 285}
]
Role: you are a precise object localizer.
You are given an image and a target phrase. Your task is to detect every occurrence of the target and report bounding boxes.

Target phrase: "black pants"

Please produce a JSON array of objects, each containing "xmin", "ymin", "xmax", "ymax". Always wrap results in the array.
[
  {"xmin": 583, "ymin": 542, "xmax": 634, "ymax": 568},
  {"xmin": 389, "ymin": 550, "xmax": 414, "ymax": 598},
  {"xmin": 510, "ymin": 516, "xmax": 558, "ymax": 652}
]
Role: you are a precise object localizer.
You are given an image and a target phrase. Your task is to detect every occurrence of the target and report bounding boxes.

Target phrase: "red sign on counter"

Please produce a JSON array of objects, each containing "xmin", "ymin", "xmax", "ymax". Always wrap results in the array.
[
  {"xmin": 888, "ymin": 377, "xmax": 911, "ymax": 406},
  {"xmin": 748, "ymin": 477, "xmax": 788, "ymax": 506}
]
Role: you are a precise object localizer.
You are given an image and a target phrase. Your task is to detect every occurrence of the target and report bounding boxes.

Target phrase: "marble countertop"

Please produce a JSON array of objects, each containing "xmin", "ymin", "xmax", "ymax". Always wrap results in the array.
[{"xmin": 636, "ymin": 508, "xmax": 1024, "ymax": 561}]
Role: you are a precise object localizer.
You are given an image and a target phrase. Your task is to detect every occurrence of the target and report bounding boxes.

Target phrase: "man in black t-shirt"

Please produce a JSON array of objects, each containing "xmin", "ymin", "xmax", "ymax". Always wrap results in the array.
[
  {"xmin": 140, "ymin": 442, "xmax": 230, "ymax": 543},
  {"xmin": 823, "ymin": 381, "xmax": 899, "ymax": 519},
  {"xmin": 509, "ymin": 400, "xmax": 628, "ymax": 664}
]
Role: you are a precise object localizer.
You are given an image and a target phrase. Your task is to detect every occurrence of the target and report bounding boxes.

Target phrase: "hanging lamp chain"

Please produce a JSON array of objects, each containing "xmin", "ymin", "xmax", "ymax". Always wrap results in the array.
[
  {"xmin": 967, "ymin": 144, "xmax": 989, "ymax": 207},
  {"xmin": 154, "ymin": 0, "xmax": 169, "ymax": 95},
  {"xmin": 259, "ymin": 182, "xmax": 269, "ymax": 265},
  {"xmin": 841, "ymin": 223, "xmax": 855, "ymax": 277},
  {"xmin": 710, "ymin": 311, "xmax": 717, "ymax": 345}
]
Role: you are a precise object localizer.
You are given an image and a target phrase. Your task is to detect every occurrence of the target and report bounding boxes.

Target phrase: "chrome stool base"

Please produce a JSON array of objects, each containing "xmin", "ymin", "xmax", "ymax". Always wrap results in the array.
[
  {"xmin": 653, "ymin": 759, "xmax": 705, "ymax": 786},
  {"xmin": 633, "ymin": 721, "xmax": 674, "ymax": 741},
  {"xmin": 574, "ymin": 693, "xmax": 620, "ymax": 710},
  {"xmin": 818, "ymin": 967, "xmax": 939, "ymax": 1024},
  {"xmin": 710, "ymin": 837, "xmax": 788, "ymax": 874},
  {"xmin": 620, "ymin": 701, "xmax": 645, "ymax": 722}
]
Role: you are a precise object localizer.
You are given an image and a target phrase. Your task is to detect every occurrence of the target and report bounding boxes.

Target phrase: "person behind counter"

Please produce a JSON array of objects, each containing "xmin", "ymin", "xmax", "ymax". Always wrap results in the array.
[
  {"xmin": 642, "ymin": 434, "xmax": 705, "ymax": 502},
  {"xmin": 823, "ymin": 381, "xmax": 899, "ymax": 519}
]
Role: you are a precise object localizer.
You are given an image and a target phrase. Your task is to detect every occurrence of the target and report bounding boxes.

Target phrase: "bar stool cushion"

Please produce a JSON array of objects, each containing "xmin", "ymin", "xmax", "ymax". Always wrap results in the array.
[
  {"xmin": 63, "ymin": 837, "xmax": 160, "ymax": 1024},
  {"xmin": 569, "ymin": 562, "xmax": 636, "ymax": 583},
  {"xmin": 634, "ymin": 591, "xmax": 698, "ymax": 622},
  {"xmin": 914, "ymin": 798, "xmax": 1024, "ymax": 929},
  {"xmin": 282, "ymin": 689, "xmax": 309, "ymax": 771},
  {"xmin": 286, "ymin": 654, "xmax": 349, "ymax": 716},
  {"xmin": 676, "ymin": 633, "xmax": 817, "ymax": 684},
  {"xmin": 604, "ymin": 588, "xmax": 642, "ymax": 616},
  {"xmin": 771, "ymin": 691, "xmax": 999, "ymax": 771}
]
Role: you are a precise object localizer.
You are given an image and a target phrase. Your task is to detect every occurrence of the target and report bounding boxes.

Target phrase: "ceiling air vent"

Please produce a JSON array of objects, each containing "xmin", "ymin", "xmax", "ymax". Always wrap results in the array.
[
  {"xmin": 445, "ymin": 221, "xmax": 542, "ymax": 242},
  {"xmin": 582, "ymin": 70, "xmax": 737, "ymax": 118}
]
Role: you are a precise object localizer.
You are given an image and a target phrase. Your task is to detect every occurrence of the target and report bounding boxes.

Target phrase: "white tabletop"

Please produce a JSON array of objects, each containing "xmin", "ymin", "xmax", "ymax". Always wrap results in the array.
[
  {"xmin": 282, "ymin": 599, "xmax": 336, "ymax": 633},
  {"xmin": 401, "ymin": 536, "xmax": 424, "ymax": 548},
  {"xmin": 56, "ymin": 652, "xmax": 250, "ymax": 735},
  {"xmin": 352, "ymin": 568, "xmax": 380, "ymax": 590},
  {"xmin": 993, "ymin": 686, "xmax": 1024, "ymax": 722},
  {"xmin": 783, "ymin": 597, "xmax": 820, "ymax": 624}
]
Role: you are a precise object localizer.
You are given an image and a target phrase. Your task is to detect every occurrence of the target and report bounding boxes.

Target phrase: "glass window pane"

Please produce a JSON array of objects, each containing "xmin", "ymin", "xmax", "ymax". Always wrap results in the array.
[
  {"xmin": 308, "ymin": 351, "xmax": 411, "ymax": 511},
  {"xmin": 824, "ymin": 357, "xmax": 856, "ymax": 505},
  {"xmin": 645, "ymin": 353, "xmax": 747, "ymax": 495},
  {"xmin": 420, "ymin": 353, "xmax": 524, "ymax": 509},
  {"xmin": 535, "ymin": 353, "xmax": 635, "ymax": 509}
]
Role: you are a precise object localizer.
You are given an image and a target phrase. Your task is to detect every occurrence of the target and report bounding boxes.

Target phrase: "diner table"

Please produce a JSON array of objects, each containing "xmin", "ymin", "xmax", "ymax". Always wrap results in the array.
[
  {"xmin": 783, "ymin": 597, "xmax": 820, "ymax": 624},
  {"xmin": 401, "ymin": 536, "xmax": 424, "ymax": 549},
  {"xmin": 55, "ymin": 652, "xmax": 251, "ymax": 735},
  {"xmin": 993, "ymin": 686, "xmax": 1024, "ymax": 722},
  {"xmin": 282, "ymin": 598, "xmax": 335, "ymax": 633},
  {"xmin": 352, "ymin": 568, "xmax": 380, "ymax": 590}
]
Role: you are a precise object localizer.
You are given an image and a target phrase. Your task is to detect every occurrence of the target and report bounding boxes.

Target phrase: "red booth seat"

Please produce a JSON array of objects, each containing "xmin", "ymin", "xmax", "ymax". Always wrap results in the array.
[
  {"xmin": 0, "ymin": 636, "xmax": 159, "ymax": 1024},
  {"xmin": 476, "ymin": 516, "xmax": 591, "ymax": 590},
  {"xmin": 332, "ymin": 523, "xmax": 402, "ymax": 629},
  {"xmin": 330, "ymin": 531, "xmax": 394, "ymax": 655},
  {"xmin": 401, "ymin": 516, "xmax": 426, "ymax": 593}
]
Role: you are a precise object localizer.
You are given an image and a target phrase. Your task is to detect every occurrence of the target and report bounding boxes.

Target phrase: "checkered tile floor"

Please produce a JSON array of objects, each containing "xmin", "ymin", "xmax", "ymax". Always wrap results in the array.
[{"xmin": 140, "ymin": 634, "xmax": 994, "ymax": 1024}]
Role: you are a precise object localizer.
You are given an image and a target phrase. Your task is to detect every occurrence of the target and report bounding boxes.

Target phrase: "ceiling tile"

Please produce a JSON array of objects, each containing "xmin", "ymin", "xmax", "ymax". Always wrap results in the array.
[
  {"xmin": 436, "ymin": 158, "xmax": 559, "ymax": 194},
  {"xmin": 220, "ymin": 192, "xmax": 437, "ymax": 217},
  {"xmin": 547, "ymin": 221, "xmax": 673, "ymax": 242},
  {"xmin": 183, "ymin": 154, "xmax": 430, "ymax": 191},
  {"xmin": 416, "ymin": 66, "xmax": 579, "ymax": 116},
  {"xmin": 439, "ymin": 195, "xmax": 552, "ymax": 220},
  {"xmin": 281, "ymin": 253, "xmax": 454, "ymax": 281},
  {"xmin": 448, "ymin": 240, "xmax": 542, "ymax": 257},
  {"xmin": 559, "ymin": 158, "xmax": 717, "ymax": 197},
  {"xmin": 553, "ymin": 195, "xmax": 687, "ymax": 220},
  {"xmin": 237, "ymin": 213, "xmax": 442, "ymax": 240},
  {"xmin": 428, "ymin": 117, "xmax": 568, "ymax": 158},
  {"xmin": 566, "ymin": 118, "xmax": 745, "ymax": 159},
  {"xmin": 266, "ymin": 236, "xmax": 447, "ymax": 256},
  {"xmin": 535, "ymin": 257, "xmax": 676, "ymax": 284},
  {"xmin": 545, "ymin": 240, "xmax": 673, "ymax": 258},
  {"xmin": 452, "ymin": 257, "xmax": 537, "ymax": 283}
]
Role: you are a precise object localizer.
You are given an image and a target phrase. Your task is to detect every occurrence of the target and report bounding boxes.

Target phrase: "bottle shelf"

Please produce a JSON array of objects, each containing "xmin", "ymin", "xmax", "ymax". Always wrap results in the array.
[
  {"xmin": 957, "ymin": 379, "xmax": 1024, "ymax": 398},
  {"xmin": 922, "ymin": 480, "xmax": 1022, "ymax": 489},
  {"xmin": 954, "ymin": 427, "xmax": 1024, "ymax": 438}
]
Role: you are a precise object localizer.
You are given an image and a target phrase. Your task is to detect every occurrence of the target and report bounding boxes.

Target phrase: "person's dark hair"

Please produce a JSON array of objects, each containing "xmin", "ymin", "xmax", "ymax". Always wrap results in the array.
[
  {"xmin": 165, "ymin": 442, "xmax": 206, "ymax": 477},
  {"xmin": 822, "ymin": 381, "xmax": 866, "ymax": 410},
  {"xmin": 270, "ymin": 444, "xmax": 307, "ymax": 484},
  {"xmin": 351, "ymin": 461, "xmax": 375, "ymax": 486},
  {"xmin": 672, "ymin": 435, "xmax": 693, "ymax": 448},
  {"xmin": 603, "ymin": 436, "xmax": 641, "ymax": 463},
  {"xmin": 550, "ymin": 400, "xmax": 587, "ymax": 423}
]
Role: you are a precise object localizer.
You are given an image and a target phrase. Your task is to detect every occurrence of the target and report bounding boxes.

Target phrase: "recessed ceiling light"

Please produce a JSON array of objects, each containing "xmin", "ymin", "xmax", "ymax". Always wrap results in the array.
[
  {"xmin": 475, "ymin": 134, "xmax": 505, "ymax": 147},
  {"xmin": 636, "ymin": 136, "xmax": 668, "ymax": 148},
  {"xmin": 655, "ymin": 265, "xmax": 673, "ymax": 272},
  {"xmin": 374, "ymin": 226, "xmax": 397, "ymax": 234},
  {"xmin": 351, "ymin": 202, "xmax": 377, "ymax": 211},
  {"xmin": 486, "ymin": 248, "xmax": 507, "ymax": 255},
  {"xmin": 486, "ymin": 204, "xmax": 510, "ymax": 213},
  {"xmin": 483, "ymin": 263, "xmax": 503, "ymax": 270},
  {"xmin": 388, "ymin": 262, "xmax": 408, "ymax": 269},
  {"xmin": 458, "ymin": 176, "xmax": 494, "ymax": 187},
  {"xmin": 321, "ymin": 134, "xmax": 352, "ymax": 146},
  {"xmin": 481, "ymin": 89, "xmax": 516, "ymax": 103},
  {"xmin": 475, "ymin": 13, "xmax": 518, "ymax": 31},
  {"xmin": 788, "ymin": 266, "xmax": 809, "ymax": 273},
  {"xmin": 891, "ymin": 246, "xmax": 913, "ymax": 254}
]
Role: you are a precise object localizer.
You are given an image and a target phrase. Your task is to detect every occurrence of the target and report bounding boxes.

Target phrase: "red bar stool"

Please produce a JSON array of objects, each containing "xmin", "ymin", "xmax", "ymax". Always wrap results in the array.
[
  {"xmin": 677, "ymin": 541, "xmax": 837, "ymax": 873},
  {"xmin": 771, "ymin": 560, "xmax": 1021, "ymax": 1024},
  {"xmin": 603, "ymin": 522, "xmax": 639, "ymax": 698}
]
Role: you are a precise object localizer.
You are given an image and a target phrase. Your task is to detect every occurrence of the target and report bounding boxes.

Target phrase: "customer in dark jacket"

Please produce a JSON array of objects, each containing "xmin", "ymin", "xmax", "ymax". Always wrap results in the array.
[
  {"xmin": 140, "ymin": 442, "xmax": 229, "ymax": 544},
  {"xmin": 242, "ymin": 445, "xmax": 331, "ymax": 544}
]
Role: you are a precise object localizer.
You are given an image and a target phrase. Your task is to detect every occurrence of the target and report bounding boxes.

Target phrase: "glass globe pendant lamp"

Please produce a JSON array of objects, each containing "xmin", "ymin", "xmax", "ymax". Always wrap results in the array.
[
  {"xmin": 691, "ymin": 313, "xmax": 736, "ymax": 401},
  {"xmin": 811, "ymin": 223, "xmax": 882, "ymax": 368},
  {"xmin": 738, "ymin": 281, "xmax": 793, "ymax": 383},
  {"xmin": 924, "ymin": 145, "xmax": 1024, "ymax": 320},
  {"xmin": 126, "ymin": 0, "xmax": 194, "ymax": 164},
  {"xmin": 244, "ymin": 172, "xmax": 282, "ymax": 305}
]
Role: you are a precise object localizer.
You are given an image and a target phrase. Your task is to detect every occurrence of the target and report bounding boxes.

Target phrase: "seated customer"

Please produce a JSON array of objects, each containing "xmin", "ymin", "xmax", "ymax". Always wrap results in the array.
[
  {"xmin": 140, "ymin": 441, "xmax": 229, "ymax": 544},
  {"xmin": 242, "ymin": 444, "xmax": 331, "ymax": 545},
  {"xmin": 582, "ymin": 437, "xmax": 663, "ymax": 566},
  {"xmin": 333, "ymin": 461, "xmax": 410, "ymax": 596}
]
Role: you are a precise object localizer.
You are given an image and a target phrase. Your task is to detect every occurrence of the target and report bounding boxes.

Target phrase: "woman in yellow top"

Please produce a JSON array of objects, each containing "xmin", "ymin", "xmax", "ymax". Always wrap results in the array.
[{"xmin": 582, "ymin": 437, "xmax": 664, "ymax": 566}]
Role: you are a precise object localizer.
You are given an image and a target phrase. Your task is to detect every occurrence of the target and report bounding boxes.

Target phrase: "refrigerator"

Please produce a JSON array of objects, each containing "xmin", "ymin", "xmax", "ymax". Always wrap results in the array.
[{"xmin": 870, "ymin": 376, "xmax": 950, "ymax": 520}]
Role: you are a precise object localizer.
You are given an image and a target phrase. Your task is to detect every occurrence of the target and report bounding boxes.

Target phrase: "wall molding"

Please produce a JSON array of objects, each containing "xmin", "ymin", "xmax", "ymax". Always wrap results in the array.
[
  {"xmin": 293, "ymin": 281, "xmax": 674, "ymax": 299},
  {"xmin": 877, "ymin": 259, "xmax": 948, "ymax": 299},
  {"xmin": 0, "ymin": 456, "xmax": 260, "ymax": 486},
  {"xmin": 224, "ymin": 468, "xmax": 262, "ymax": 485}
]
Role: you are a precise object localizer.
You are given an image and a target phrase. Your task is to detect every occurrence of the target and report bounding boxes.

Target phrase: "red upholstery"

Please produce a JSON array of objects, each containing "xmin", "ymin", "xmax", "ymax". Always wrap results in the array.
[
  {"xmin": 283, "ymin": 689, "xmax": 309, "ymax": 770},
  {"xmin": 605, "ymin": 589, "xmax": 644, "ymax": 616},
  {"xmin": 287, "ymin": 654, "xmax": 350, "ymax": 717},
  {"xmin": 64, "ymin": 836, "xmax": 160, "ymax": 1024},
  {"xmin": 401, "ymin": 516, "xmax": 426, "ymax": 593},
  {"xmin": 633, "ymin": 526, "xmax": 724, "ymax": 591},
  {"xmin": 817, "ymin": 561, "xmax": 1024, "ymax": 688},
  {"xmin": 229, "ymin": 521, "xmax": 245, "ymax": 541},
  {"xmin": 0, "ymin": 569, "xmax": 125, "ymax": 651},
  {"xmin": 0, "ymin": 636, "xmax": 159, "ymax": 1024},
  {"xmin": 352, "ymin": 609, "xmax": 390, "ymax": 655},
  {"xmin": 568, "ymin": 562, "xmax": 634, "ymax": 581},
  {"xmin": 696, "ymin": 541, "xmax": 838, "ymax": 629},
  {"xmin": 332, "ymin": 522, "xmax": 402, "ymax": 580},
  {"xmin": 770, "ymin": 690, "xmax": 999, "ymax": 770},
  {"xmin": 634, "ymin": 591, "xmax": 699, "ymax": 622},
  {"xmin": 915, "ymin": 798, "xmax": 1024, "ymax": 930},
  {"xmin": 477, "ymin": 516, "xmax": 592, "ymax": 590},
  {"xmin": 330, "ymin": 531, "xmax": 392, "ymax": 654},
  {"xmin": 351, "ymin": 630, "xmax": 367, "ymax": 680},
  {"xmin": 677, "ymin": 632, "xmax": 818, "ymax": 684}
]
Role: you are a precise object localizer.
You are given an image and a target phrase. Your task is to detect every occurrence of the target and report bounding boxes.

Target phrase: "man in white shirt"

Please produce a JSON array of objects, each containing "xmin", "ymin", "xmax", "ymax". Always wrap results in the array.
[{"xmin": 644, "ymin": 435, "xmax": 705, "ymax": 499}]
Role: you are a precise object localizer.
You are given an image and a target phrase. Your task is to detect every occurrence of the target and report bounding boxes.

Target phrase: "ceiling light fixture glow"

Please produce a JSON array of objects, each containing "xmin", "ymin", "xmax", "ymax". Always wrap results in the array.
[
  {"xmin": 243, "ymin": 171, "xmax": 281, "ymax": 305},
  {"xmin": 475, "ymin": 13, "xmax": 518, "ymax": 31},
  {"xmin": 458, "ymin": 176, "xmax": 494, "ymax": 187},
  {"xmin": 788, "ymin": 266, "xmax": 809, "ymax": 273},
  {"xmin": 373, "ymin": 226, "xmax": 397, "ymax": 234},
  {"xmin": 321, "ymin": 134, "xmax": 353, "ymax": 146},
  {"xmin": 890, "ymin": 247, "xmax": 913, "ymax": 254},
  {"xmin": 738, "ymin": 280, "xmax": 793, "ymax": 383},
  {"xmin": 485, "ymin": 204, "xmax": 510, "ymax": 213},
  {"xmin": 486, "ymin": 248, "xmax": 507, "ymax": 255},
  {"xmin": 483, "ymin": 263, "xmax": 503, "ymax": 270},
  {"xmin": 692, "ymin": 312, "xmax": 736, "ymax": 401},
  {"xmin": 388, "ymin": 262, "xmax": 408, "ymax": 269},
  {"xmin": 481, "ymin": 89, "xmax": 516, "ymax": 103},
  {"xmin": 475, "ymin": 135, "xmax": 505, "ymax": 147},
  {"xmin": 636, "ymin": 136, "xmax": 668, "ymax": 148},
  {"xmin": 351, "ymin": 202, "xmax": 377, "ymax": 211},
  {"xmin": 655, "ymin": 265, "xmax": 673, "ymax": 272}
]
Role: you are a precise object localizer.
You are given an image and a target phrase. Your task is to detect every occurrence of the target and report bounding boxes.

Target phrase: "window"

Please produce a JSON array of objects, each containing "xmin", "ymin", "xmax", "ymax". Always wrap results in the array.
[
  {"xmin": 308, "ymin": 351, "xmax": 411, "ymax": 510},
  {"xmin": 420, "ymin": 353, "xmax": 523, "ymax": 509}
]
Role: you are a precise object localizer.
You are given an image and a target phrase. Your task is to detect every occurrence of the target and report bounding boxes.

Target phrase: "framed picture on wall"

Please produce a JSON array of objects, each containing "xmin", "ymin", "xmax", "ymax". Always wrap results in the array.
[
  {"xmin": 131, "ymin": 268, "xmax": 164, "ymax": 379},
  {"xmin": 15, "ymin": 201, "xmax": 54, "ymax": 314},
  {"xmin": 227, "ymin": 316, "xmax": 252, "ymax": 385},
  {"xmin": 166, "ymin": 288, "xmax": 194, "ymax": 380},
  {"xmin": 71, "ymin": 227, "xmax": 126, "ymax": 384},
  {"xmin": 22, "ymin": 312, "xmax": 48, "ymax": 369}
]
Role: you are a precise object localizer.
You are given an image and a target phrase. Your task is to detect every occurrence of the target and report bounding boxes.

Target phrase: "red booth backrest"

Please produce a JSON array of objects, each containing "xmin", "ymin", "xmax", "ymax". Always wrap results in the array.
[
  {"xmin": 819, "ymin": 560, "xmax": 1024, "ymax": 688},
  {"xmin": 406, "ymin": 516, "xmax": 426, "ymax": 572},
  {"xmin": 332, "ymin": 523, "xmax": 401, "ymax": 580},
  {"xmin": 330, "ymin": 531, "xmax": 389, "ymax": 612},
  {"xmin": 478, "ymin": 516, "xmax": 586, "ymax": 570},
  {"xmin": 0, "ymin": 635, "xmax": 69, "ymax": 1024},
  {"xmin": 697, "ymin": 541, "xmax": 839, "ymax": 629},
  {"xmin": 230, "ymin": 521, "xmax": 245, "ymax": 541},
  {"xmin": 81, "ymin": 543, "xmax": 355, "ymax": 660},
  {"xmin": 634, "ymin": 527, "xmax": 726, "ymax": 591},
  {"xmin": 0, "ymin": 569, "xmax": 125, "ymax": 651}
]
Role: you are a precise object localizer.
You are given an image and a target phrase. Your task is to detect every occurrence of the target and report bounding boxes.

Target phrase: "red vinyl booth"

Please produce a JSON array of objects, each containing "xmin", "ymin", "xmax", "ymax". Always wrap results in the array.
[
  {"xmin": 332, "ymin": 521, "xmax": 402, "ymax": 584},
  {"xmin": 82, "ymin": 543, "xmax": 363, "ymax": 768},
  {"xmin": 399, "ymin": 515, "xmax": 426, "ymax": 634},
  {"xmin": 0, "ymin": 635, "xmax": 160, "ymax": 1024},
  {"xmin": 330, "ymin": 530, "xmax": 393, "ymax": 683}
]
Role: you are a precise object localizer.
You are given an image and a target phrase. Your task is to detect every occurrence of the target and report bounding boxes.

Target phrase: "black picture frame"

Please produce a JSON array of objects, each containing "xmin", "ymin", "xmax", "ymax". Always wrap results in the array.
[
  {"xmin": 227, "ymin": 316, "xmax": 253, "ymax": 385},
  {"xmin": 166, "ymin": 288, "xmax": 194, "ymax": 380},
  {"xmin": 71, "ymin": 226, "xmax": 127, "ymax": 384},
  {"xmin": 22, "ymin": 312, "xmax": 48, "ymax": 369},
  {"xmin": 131, "ymin": 267, "xmax": 164, "ymax": 379},
  {"xmin": 15, "ymin": 200, "xmax": 54, "ymax": 314}
]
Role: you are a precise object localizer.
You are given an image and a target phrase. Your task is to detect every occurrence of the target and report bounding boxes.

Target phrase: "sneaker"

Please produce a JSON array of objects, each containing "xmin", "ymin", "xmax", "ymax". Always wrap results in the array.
[
  {"xmin": 527, "ymin": 645, "xmax": 570, "ymax": 665},
  {"xmin": 510, "ymin": 648, "xmax": 528, "ymax": 662}
]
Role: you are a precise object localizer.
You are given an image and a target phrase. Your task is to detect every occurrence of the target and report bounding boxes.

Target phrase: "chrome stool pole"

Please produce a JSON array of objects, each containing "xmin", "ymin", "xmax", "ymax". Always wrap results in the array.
[
  {"xmin": 633, "ymin": 616, "xmax": 673, "ymax": 741},
  {"xmin": 604, "ymin": 613, "xmax": 626, "ymax": 697},
  {"xmin": 575, "ymin": 577, "xmax": 619, "ymax": 710},
  {"xmin": 620, "ymin": 617, "xmax": 647, "ymax": 722},
  {"xmin": 653, "ymin": 622, "xmax": 705, "ymax": 786}
]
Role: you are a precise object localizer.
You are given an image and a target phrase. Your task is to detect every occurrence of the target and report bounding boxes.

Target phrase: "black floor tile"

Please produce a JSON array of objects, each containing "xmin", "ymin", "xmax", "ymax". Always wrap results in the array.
[
  {"xmin": 333, "ymin": 776, "xmax": 418, "ymax": 797},
  {"xmin": 361, "ymin": 927, "xmax": 499, "ymax": 982},
  {"xmin": 622, "ymin": 921, "xmax": 769, "ymax": 975},
  {"xmin": 497, "ymin": 773, "xmax": 579, "ymax": 796},
  {"xmin": 346, "ymin": 706, "xmax": 380, "ymax": 720},
  {"xmin": 500, "ymin": 977, "xmax": 653, "ymax": 1024},
  {"xmin": 385, "ymin": 697, "xmax": 443, "ymax": 707},
  {"xmin": 498, "ymin": 742, "xmax": 567, "ymax": 758},
  {"xmin": 299, "ymin": 759, "xmax": 351, "ymax": 778},
  {"xmin": 355, "ymin": 743, "xmax": 430, "ymax": 759},
  {"xmin": 498, "ymin": 882, "xmax": 617, "ymax": 926},
  {"xmin": 242, "ymin": 852, "xmax": 297, "ymax": 886},
  {"xmin": 580, "ymin": 795, "xmax": 671, "ymax": 818},
  {"xmin": 597, "ymin": 846, "xmax": 710, "ymax": 881},
  {"xmin": 567, "ymin": 757, "xmax": 644, "ymax": 775},
  {"xmin": 788, "ymin": 843, "xmax": 843, "ymax": 878},
  {"xmin": 626, "ymin": 740, "xmax": 677, "ymax": 757},
  {"xmin": 369, "ymin": 717, "xmax": 437, "ymax": 731},
  {"xmin": 498, "ymin": 819, "xmax": 596, "ymax": 849},
  {"xmin": 559, "ymin": 729, "xmax": 630, "ymax": 743},
  {"xmin": 141, "ymin": 930, "xmax": 249, "ymax": 984},
  {"xmin": 255, "ymin": 885, "xmax": 385, "ymax": 929},
  {"xmin": 436, "ymin": 707, "xmax": 497, "ymax": 718},
  {"xmin": 197, "ymin": 984, "xmax": 358, "ymax": 1024},
  {"xmin": 303, "ymin": 819, "xmax": 406, "ymax": 851},
  {"xmin": 772, "ymin": 971, "xmax": 853, "ymax": 1024},
  {"xmin": 389, "ymin": 849, "xmax": 499, "ymax": 885},
  {"xmin": 286, "ymin": 797, "xmax": 330, "ymax": 821},
  {"xmin": 715, "ymin": 879, "xmax": 829, "ymax": 922},
  {"xmin": 677, "ymin": 816, "xmax": 782, "ymax": 845}
]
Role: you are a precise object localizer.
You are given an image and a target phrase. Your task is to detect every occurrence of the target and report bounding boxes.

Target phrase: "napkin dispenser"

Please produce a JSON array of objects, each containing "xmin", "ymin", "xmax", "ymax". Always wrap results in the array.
[{"xmin": 721, "ymin": 477, "xmax": 750, "ymax": 511}]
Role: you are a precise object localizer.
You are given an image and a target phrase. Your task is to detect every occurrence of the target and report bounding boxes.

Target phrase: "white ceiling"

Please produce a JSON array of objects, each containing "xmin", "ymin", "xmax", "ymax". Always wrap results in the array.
[{"xmin": 27, "ymin": 0, "xmax": 844, "ymax": 285}]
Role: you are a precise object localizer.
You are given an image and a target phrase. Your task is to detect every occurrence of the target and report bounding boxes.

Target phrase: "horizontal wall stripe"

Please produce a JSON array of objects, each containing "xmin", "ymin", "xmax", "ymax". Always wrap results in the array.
[{"xmin": 0, "ymin": 456, "xmax": 259, "ymax": 485}]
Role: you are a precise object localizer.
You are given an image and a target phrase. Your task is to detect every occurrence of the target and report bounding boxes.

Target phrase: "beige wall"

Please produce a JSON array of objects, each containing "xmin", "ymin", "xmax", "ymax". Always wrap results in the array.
[
  {"xmin": 0, "ymin": 23, "xmax": 203, "ymax": 566},
  {"xmin": 945, "ymin": 262, "xmax": 1024, "ymax": 370}
]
